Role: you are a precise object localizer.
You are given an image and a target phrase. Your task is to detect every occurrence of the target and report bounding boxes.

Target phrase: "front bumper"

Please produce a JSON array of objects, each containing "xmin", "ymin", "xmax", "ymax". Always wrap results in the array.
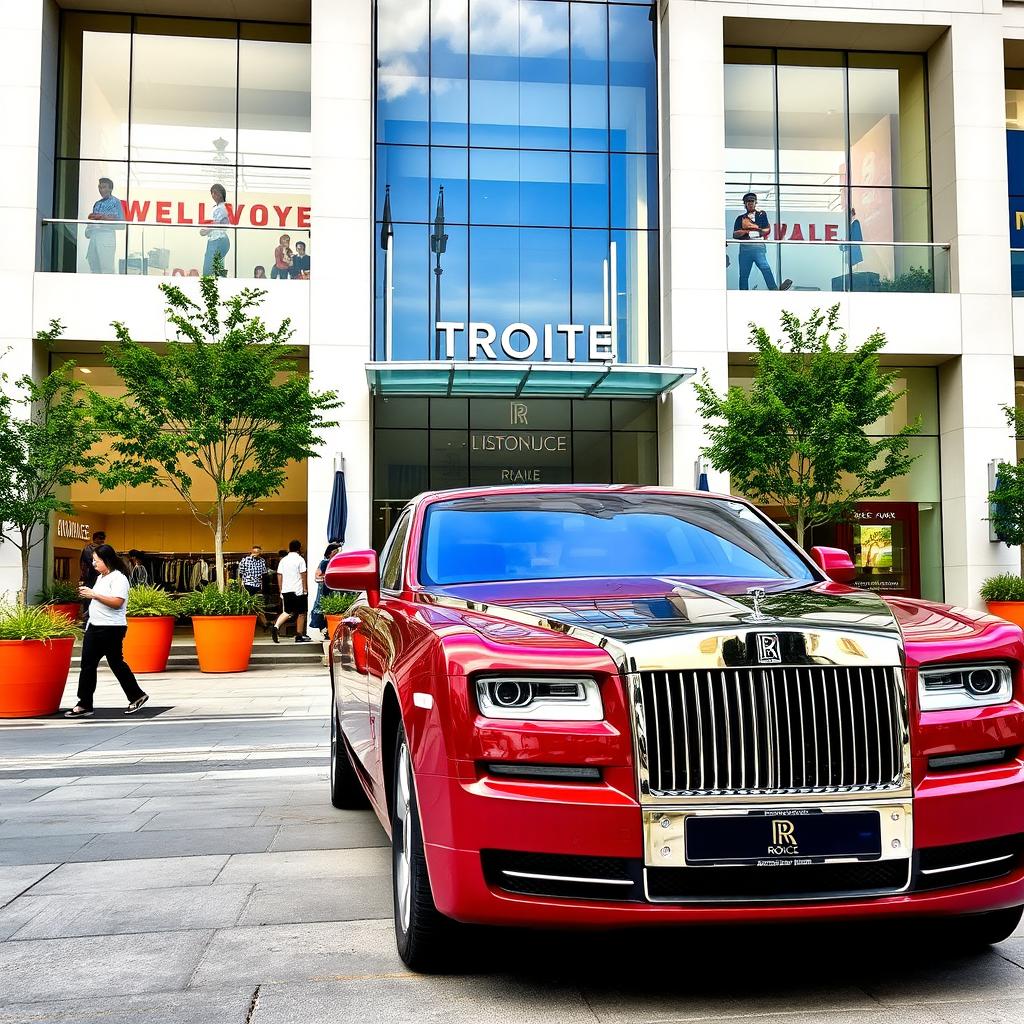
[{"xmin": 420, "ymin": 757, "xmax": 1024, "ymax": 927}]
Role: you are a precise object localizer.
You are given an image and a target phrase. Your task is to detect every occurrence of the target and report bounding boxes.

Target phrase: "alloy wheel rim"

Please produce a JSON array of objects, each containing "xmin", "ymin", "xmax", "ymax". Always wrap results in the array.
[{"xmin": 395, "ymin": 740, "xmax": 412, "ymax": 933}]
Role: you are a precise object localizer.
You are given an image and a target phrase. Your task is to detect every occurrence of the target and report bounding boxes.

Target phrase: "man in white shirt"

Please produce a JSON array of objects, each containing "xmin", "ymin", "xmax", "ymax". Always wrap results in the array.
[{"xmin": 273, "ymin": 539, "xmax": 311, "ymax": 644}]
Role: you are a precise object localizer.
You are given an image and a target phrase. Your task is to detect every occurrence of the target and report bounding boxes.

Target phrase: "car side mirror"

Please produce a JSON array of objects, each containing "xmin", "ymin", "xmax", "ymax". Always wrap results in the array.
[
  {"xmin": 324, "ymin": 550, "xmax": 380, "ymax": 608},
  {"xmin": 810, "ymin": 546, "xmax": 857, "ymax": 584}
]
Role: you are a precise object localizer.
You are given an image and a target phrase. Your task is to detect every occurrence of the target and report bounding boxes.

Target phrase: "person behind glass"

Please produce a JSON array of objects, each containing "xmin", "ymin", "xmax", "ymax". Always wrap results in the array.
[
  {"xmin": 253, "ymin": 265, "xmax": 267, "ymax": 279},
  {"xmin": 732, "ymin": 192, "xmax": 792, "ymax": 291},
  {"xmin": 199, "ymin": 183, "xmax": 230, "ymax": 277},
  {"xmin": 309, "ymin": 543, "xmax": 341, "ymax": 663},
  {"xmin": 85, "ymin": 177, "xmax": 125, "ymax": 275},
  {"xmin": 290, "ymin": 241, "xmax": 310, "ymax": 279},
  {"xmin": 79, "ymin": 530, "xmax": 106, "ymax": 625},
  {"xmin": 272, "ymin": 539, "xmax": 311, "ymax": 643},
  {"xmin": 271, "ymin": 234, "xmax": 293, "ymax": 279},
  {"xmin": 126, "ymin": 549, "xmax": 148, "ymax": 586},
  {"xmin": 65, "ymin": 545, "xmax": 149, "ymax": 719},
  {"xmin": 238, "ymin": 544, "xmax": 269, "ymax": 630}
]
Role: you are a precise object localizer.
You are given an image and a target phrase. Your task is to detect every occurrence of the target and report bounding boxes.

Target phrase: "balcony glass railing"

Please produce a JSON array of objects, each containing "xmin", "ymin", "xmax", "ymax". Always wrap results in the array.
[
  {"xmin": 725, "ymin": 240, "xmax": 950, "ymax": 294},
  {"xmin": 41, "ymin": 220, "xmax": 312, "ymax": 280},
  {"xmin": 1011, "ymin": 250, "xmax": 1024, "ymax": 297}
]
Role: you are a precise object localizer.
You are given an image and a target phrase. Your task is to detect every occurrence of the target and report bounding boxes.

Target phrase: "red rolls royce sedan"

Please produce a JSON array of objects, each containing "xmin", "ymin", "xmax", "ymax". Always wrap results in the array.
[{"xmin": 324, "ymin": 486, "xmax": 1024, "ymax": 971}]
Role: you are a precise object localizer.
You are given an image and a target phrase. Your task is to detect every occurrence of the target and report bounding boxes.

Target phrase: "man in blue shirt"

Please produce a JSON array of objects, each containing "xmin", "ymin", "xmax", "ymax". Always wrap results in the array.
[
  {"xmin": 732, "ymin": 192, "xmax": 791, "ymax": 291},
  {"xmin": 85, "ymin": 177, "xmax": 124, "ymax": 274}
]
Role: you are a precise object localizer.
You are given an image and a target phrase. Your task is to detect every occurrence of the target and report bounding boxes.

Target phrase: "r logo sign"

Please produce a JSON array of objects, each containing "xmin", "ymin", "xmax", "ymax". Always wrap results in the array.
[
  {"xmin": 756, "ymin": 634, "xmax": 782, "ymax": 664},
  {"xmin": 510, "ymin": 402, "xmax": 528, "ymax": 426}
]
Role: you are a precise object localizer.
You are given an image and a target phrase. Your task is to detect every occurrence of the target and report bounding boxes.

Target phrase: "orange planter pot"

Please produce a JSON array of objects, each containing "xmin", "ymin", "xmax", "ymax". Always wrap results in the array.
[
  {"xmin": 191, "ymin": 615, "xmax": 256, "ymax": 673},
  {"xmin": 986, "ymin": 601, "xmax": 1024, "ymax": 630},
  {"xmin": 123, "ymin": 616, "xmax": 176, "ymax": 674},
  {"xmin": 46, "ymin": 603, "xmax": 80, "ymax": 624},
  {"xmin": 325, "ymin": 614, "xmax": 344, "ymax": 643},
  {"xmin": 0, "ymin": 637, "xmax": 75, "ymax": 717}
]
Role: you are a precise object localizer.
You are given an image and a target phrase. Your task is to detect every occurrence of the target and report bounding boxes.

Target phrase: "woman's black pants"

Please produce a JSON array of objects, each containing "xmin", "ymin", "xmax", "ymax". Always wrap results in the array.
[{"xmin": 76, "ymin": 626, "xmax": 145, "ymax": 710}]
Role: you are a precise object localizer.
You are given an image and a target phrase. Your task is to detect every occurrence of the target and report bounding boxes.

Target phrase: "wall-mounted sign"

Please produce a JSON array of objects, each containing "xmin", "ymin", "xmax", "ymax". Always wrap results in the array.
[
  {"xmin": 55, "ymin": 517, "xmax": 91, "ymax": 542},
  {"xmin": 436, "ymin": 321, "xmax": 615, "ymax": 362},
  {"xmin": 119, "ymin": 200, "xmax": 311, "ymax": 229}
]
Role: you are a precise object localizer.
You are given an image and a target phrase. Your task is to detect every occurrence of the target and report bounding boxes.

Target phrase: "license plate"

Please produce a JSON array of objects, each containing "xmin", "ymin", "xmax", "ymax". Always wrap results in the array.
[{"xmin": 684, "ymin": 810, "xmax": 882, "ymax": 866}]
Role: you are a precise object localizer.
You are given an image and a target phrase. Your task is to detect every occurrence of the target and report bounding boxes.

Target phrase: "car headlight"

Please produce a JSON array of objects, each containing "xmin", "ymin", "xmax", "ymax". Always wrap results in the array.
[
  {"xmin": 475, "ymin": 676, "xmax": 603, "ymax": 721},
  {"xmin": 918, "ymin": 663, "xmax": 1014, "ymax": 711}
]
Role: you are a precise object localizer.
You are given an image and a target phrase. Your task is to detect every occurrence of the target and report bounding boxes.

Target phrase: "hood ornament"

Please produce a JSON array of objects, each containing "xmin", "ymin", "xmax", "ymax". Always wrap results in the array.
[{"xmin": 747, "ymin": 586, "xmax": 770, "ymax": 622}]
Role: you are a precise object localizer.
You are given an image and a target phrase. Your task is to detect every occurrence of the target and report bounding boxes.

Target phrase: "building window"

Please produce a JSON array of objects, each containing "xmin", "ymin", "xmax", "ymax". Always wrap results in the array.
[
  {"xmin": 51, "ymin": 14, "xmax": 310, "ymax": 278},
  {"xmin": 725, "ymin": 48, "xmax": 936, "ymax": 293},
  {"xmin": 374, "ymin": 0, "xmax": 660, "ymax": 364}
]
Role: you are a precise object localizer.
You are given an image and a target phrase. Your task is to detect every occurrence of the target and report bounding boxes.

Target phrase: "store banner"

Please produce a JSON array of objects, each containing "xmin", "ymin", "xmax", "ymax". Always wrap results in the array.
[{"xmin": 1008, "ymin": 130, "xmax": 1024, "ymax": 247}]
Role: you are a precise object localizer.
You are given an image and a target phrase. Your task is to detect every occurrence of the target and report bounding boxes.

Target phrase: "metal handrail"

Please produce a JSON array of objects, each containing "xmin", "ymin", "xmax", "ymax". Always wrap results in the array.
[{"xmin": 727, "ymin": 238, "xmax": 949, "ymax": 248}]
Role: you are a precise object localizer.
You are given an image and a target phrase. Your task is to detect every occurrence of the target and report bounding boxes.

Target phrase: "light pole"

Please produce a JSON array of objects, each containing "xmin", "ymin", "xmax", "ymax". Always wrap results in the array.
[{"xmin": 430, "ymin": 186, "xmax": 447, "ymax": 361}]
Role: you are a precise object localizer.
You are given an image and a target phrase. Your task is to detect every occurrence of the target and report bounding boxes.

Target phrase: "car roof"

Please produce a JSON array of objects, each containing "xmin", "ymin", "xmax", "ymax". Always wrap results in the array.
[{"xmin": 406, "ymin": 483, "xmax": 748, "ymax": 511}]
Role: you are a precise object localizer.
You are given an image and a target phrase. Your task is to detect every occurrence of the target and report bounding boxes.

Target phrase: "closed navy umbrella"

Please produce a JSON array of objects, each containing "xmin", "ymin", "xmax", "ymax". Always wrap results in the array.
[{"xmin": 327, "ymin": 468, "xmax": 348, "ymax": 544}]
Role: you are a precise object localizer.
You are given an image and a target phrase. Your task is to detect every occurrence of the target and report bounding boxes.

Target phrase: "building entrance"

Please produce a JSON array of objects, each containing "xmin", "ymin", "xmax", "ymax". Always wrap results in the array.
[{"xmin": 372, "ymin": 396, "xmax": 658, "ymax": 549}]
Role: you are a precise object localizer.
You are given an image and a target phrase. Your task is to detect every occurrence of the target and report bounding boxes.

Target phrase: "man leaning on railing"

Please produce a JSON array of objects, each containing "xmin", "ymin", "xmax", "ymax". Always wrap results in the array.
[{"xmin": 85, "ymin": 177, "xmax": 125, "ymax": 275}]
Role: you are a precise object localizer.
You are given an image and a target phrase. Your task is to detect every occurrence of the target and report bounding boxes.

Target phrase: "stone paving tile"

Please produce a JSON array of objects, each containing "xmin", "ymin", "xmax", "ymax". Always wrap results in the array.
[
  {"xmin": 0, "ymin": 864, "xmax": 58, "ymax": 906},
  {"xmin": 250, "ymin": 976, "xmax": 600, "ymax": 1024},
  {"xmin": 5, "ymin": 883, "xmax": 254, "ymax": 940},
  {"xmin": 860, "ymin": 948, "xmax": 1024, "ymax": 1005},
  {"xmin": 269, "ymin": 820, "xmax": 389, "ymax": 852},
  {"xmin": 140, "ymin": 808, "xmax": 263, "ymax": 831},
  {"xmin": 32, "ymin": 855, "xmax": 229, "ymax": 894},
  {"xmin": 188, "ymin": 919, "xmax": 400, "ymax": 989},
  {"xmin": 934, "ymin": 1000, "xmax": 1024, "ymax": 1023},
  {"xmin": 0, "ymin": 798, "xmax": 150, "ymax": 819},
  {"xmin": 66, "ymin": 825, "xmax": 279, "ymax": 862},
  {"xmin": 0, "ymin": 814, "xmax": 155, "ymax": 839},
  {"xmin": 0, "ymin": 786, "xmax": 61, "ymax": 804},
  {"xmin": 0, "ymin": 834, "xmax": 95, "ymax": 866},
  {"xmin": 33, "ymin": 783, "xmax": 142, "ymax": 801},
  {"xmin": 0, "ymin": 987, "xmax": 253, "ymax": 1024},
  {"xmin": 254, "ymin": 806, "xmax": 344, "ymax": 827},
  {"xmin": 213, "ymin": 847, "xmax": 390, "ymax": 885},
  {"xmin": 0, "ymin": 929, "xmax": 214, "ymax": 1005},
  {"xmin": 237, "ymin": 876, "xmax": 391, "ymax": 926}
]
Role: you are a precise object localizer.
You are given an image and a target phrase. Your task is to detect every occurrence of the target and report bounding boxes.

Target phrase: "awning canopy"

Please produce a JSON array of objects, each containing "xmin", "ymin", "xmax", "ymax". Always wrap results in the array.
[{"xmin": 365, "ymin": 361, "xmax": 695, "ymax": 399}]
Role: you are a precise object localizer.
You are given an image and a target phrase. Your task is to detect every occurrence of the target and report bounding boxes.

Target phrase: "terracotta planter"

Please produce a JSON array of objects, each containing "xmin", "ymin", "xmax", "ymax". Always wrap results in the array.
[
  {"xmin": 123, "ymin": 615, "xmax": 176, "ymax": 673},
  {"xmin": 324, "ymin": 613, "xmax": 344, "ymax": 643},
  {"xmin": 45, "ymin": 603, "xmax": 80, "ymax": 624},
  {"xmin": 986, "ymin": 601, "xmax": 1024, "ymax": 630},
  {"xmin": 191, "ymin": 615, "xmax": 256, "ymax": 673},
  {"xmin": 0, "ymin": 637, "xmax": 75, "ymax": 717}
]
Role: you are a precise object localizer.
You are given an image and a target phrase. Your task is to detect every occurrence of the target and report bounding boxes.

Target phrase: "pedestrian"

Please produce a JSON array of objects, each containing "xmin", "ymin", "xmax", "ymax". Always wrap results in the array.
[
  {"xmin": 84, "ymin": 177, "xmax": 125, "ymax": 274},
  {"xmin": 238, "ymin": 544, "xmax": 269, "ymax": 630},
  {"xmin": 272, "ymin": 539, "xmax": 311, "ymax": 644},
  {"xmin": 199, "ymin": 182, "xmax": 230, "ymax": 276},
  {"xmin": 79, "ymin": 530, "xmax": 106, "ymax": 624},
  {"xmin": 65, "ymin": 544, "xmax": 149, "ymax": 719},
  {"xmin": 732, "ymin": 191, "xmax": 792, "ymax": 291},
  {"xmin": 309, "ymin": 543, "xmax": 341, "ymax": 662},
  {"xmin": 290, "ymin": 240, "xmax": 310, "ymax": 279}
]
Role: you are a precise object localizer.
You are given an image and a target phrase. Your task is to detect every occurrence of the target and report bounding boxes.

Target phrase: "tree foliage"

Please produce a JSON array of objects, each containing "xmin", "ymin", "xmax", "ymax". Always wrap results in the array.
[
  {"xmin": 693, "ymin": 306, "xmax": 920, "ymax": 549},
  {"xmin": 0, "ymin": 321, "xmax": 102, "ymax": 604},
  {"xmin": 988, "ymin": 405, "xmax": 1024, "ymax": 546},
  {"xmin": 96, "ymin": 264, "xmax": 340, "ymax": 588}
]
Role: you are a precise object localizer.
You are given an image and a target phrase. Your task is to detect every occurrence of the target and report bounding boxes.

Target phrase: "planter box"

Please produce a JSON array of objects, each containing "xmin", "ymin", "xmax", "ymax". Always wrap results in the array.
[
  {"xmin": 325, "ymin": 613, "xmax": 344, "ymax": 643},
  {"xmin": 123, "ymin": 615, "xmax": 176, "ymax": 673},
  {"xmin": 986, "ymin": 601, "xmax": 1024, "ymax": 630},
  {"xmin": 0, "ymin": 637, "xmax": 75, "ymax": 717},
  {"xmin": 45, "ymin": 603, "xmax": 80, "ymax": 623},
  {"xmin": 191, "ymin": 615, "xmax": 256, "ymax": 673}
]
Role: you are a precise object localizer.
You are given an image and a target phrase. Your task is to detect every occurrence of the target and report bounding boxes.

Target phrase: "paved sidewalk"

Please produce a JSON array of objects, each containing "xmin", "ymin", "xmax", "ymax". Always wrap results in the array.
[{"xmin": 2, "ymin": 667, "xmax": 1024, "ymax": 1023}]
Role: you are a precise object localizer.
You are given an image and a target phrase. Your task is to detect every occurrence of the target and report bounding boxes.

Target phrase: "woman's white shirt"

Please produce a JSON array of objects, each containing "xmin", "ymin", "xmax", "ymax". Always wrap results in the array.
[{"xmin": 89, "ymin": 570, "xmax": 130, "ymax": 627}]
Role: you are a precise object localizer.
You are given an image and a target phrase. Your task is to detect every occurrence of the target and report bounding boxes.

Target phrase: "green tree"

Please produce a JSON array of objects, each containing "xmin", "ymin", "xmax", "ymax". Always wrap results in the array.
[
  {"xmin": 988, "ymin": 405, "xmax": 1024, "ymax": 545},
  {"xmin": 96, "ymin": 265, "xmax": 340, "ymax": 589},
  {"xmin": 693, "ymin": 305, "xmax": 920, "ymax": 549},
  {"xmin": 0, "ymin": 322, "xmax": 102, "ymax": 604}
]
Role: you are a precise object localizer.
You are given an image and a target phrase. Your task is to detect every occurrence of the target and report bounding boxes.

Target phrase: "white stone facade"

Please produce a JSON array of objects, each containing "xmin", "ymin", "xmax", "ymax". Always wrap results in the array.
[{"xmin": 2, "ymin": 0, "xmax": 1023, "ymax": 608}]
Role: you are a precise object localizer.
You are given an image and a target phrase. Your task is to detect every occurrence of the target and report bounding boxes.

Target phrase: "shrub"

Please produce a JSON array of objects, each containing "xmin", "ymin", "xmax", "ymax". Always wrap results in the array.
[
  {"xmin": 319, "ymin": 593, "xmax": 357, "ymax": 616},
  {"xmin": 126, "ymin": 585, "xmax": 179, "ymax": 618},
  {"xmin": 0, "ymin": 603, "xmax": 81, "ymax": 641},
  {"xmin": 179, "ymin": 582, "xmax": 262, "ymax": 617},
  {"xmin": 980, "ymin": 574, "xmax": 1024, "ymax": 603},
  {"xmin": 34, "ymin": 580, "xmax": 80, "ymax": 605}
]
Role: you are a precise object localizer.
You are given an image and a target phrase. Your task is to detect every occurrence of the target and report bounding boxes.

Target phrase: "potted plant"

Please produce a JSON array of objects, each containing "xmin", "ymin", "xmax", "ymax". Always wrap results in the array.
[
  {"xmin": 123, "ymin": 585, "xmax": 179, "ymax": 673},
  {"xmin": 320, "ymin": 592, "xmax": 357, "ymax": 642},
  {"xmin": 0, "ymin": 604, "xmax": 80, "ymax": 717},
  {"xmin": 179, "ymin": 582, "xmax": 262, "ymax": 673},
  {"xmin": 980, "ymin": 574, "xmax": 1024, "ymax": 629},
  {"xmin": 35, "ymin": 580, "xmax": 81, "ymax": 624}
]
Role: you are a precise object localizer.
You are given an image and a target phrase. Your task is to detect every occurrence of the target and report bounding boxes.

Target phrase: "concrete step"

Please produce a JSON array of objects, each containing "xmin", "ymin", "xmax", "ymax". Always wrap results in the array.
[{"xmin": 71, "ymin": 638, "xmax": 326, "ymax": 669}]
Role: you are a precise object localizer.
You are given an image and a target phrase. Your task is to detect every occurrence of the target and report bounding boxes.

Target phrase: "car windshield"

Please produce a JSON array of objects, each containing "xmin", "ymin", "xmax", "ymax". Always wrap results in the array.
[{"xmin": 419, "ymin": 493, "xmax": 816, "ymax": 586}]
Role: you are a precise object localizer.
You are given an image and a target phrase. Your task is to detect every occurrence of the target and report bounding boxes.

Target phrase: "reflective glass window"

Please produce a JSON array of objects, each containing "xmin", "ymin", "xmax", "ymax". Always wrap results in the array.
[
  {"xmin": 777, "ymin": 51, "xmax": 846, "ymax": 186},
  {"xmin": 431, "ymin": 0, "xmax": 469, "ymax": 147},
  {"xmin": 724, "ymin": 49, "xmax": 775, "ymax": 181},
  {"xmin": 377, "ymin": 0, "xmax": 429, "ymax": 144},
  {"xmin": 608, "ymin": 4, "xmax": 657, "ymax": 153},
  {"xmin": 570, "ymin": 3, "xmax": 608, "ymax": 151}
]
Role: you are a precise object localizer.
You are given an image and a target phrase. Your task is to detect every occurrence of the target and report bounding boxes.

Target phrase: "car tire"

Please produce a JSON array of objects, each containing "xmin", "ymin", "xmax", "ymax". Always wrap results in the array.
[
  {"xmin": 329, "ymin": 699, "xmax": 369, "ymax": 810},
  {"xmin": 392, "ymin": 724, "xmax": 459, "ymax": 972},
  {"xmin": 951, "ymin": 905, "xmax": 1024, "ymax": 948}
]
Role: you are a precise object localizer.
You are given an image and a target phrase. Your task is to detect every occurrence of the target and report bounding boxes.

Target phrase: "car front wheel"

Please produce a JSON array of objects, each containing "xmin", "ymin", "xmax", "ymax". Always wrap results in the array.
[{"xmin": 392, "ymin": 724, "xmax": 460, "ymax": 972}]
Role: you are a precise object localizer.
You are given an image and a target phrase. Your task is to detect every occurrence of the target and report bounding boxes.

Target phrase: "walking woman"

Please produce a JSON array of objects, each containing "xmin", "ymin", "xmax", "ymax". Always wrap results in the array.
[{"xmin": 65, "ymin": 545, "xmax": 149, "ymax": 719}]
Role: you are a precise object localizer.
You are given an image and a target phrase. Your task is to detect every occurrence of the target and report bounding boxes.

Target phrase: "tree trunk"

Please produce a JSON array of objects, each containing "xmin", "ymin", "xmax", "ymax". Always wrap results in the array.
[
  {"xmin": 795, "ymin": 508, "xmax": 805, "ymax": 551},
  {"xmin": 214, "ymin": 501, "xmax": 226, "ymax": 591},
  {"xmin": 19, "ymin": 540, "xmax": 29, "ymax": 608}
]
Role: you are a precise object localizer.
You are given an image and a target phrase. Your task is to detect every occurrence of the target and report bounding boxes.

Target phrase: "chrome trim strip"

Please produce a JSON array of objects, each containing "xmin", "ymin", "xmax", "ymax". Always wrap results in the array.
[
  {"xmin": 501, "ymin": 870, "xmax": 635, "ymax": 886},
  {"xmin": 920, "ymin": 854, "xmax": 1015, "ymax": 876}
]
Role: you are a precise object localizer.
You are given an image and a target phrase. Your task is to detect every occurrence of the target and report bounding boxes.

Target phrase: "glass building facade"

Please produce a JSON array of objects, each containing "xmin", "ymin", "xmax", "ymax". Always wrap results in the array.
[
  {"xmin": 53, "ymin": 14, "xmax": 311, "ymax": 277},
  {"xmin": 374, "ymin": 0, "xmax": 660, "ymax": 364},
  {"xmin": 724, "ymin": 48, "xmax": 935, "ymax": 292}
]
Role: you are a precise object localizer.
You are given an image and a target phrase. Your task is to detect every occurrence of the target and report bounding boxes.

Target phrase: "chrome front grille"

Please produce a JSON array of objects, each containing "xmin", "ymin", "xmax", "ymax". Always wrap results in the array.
[{"xmin": 638, "ymin": 666, "xmax": 906, "ymax": 797}]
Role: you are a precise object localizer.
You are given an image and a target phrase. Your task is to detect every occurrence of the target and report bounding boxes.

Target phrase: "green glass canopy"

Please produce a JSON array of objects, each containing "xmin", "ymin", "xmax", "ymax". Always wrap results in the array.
[{"xmin": 365, "ymin": 362, "xmax": 695, "ymax": 399}]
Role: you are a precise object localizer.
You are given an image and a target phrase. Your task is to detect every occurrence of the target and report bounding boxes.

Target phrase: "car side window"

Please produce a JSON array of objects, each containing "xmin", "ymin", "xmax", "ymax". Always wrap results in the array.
[{"xmin": 380, "ymin": 512, "xmax": 411, "ymax": 592}]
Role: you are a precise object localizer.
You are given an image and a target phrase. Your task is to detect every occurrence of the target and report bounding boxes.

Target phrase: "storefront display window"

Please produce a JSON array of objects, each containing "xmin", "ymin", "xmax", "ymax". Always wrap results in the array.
[
  {"xmin": 374, "ymin": 0, "xmax": 659, "ymax": 364},
  {"xmin": 51, "ymin": 15, "xmax": 310, "ymax": 278}
]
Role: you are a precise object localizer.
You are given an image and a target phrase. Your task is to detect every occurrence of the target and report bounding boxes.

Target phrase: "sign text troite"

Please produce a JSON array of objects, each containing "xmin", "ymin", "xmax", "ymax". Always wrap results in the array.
[{"xmin": 436, "ymin": 321, "xmax": 615, "ymax": 362}]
